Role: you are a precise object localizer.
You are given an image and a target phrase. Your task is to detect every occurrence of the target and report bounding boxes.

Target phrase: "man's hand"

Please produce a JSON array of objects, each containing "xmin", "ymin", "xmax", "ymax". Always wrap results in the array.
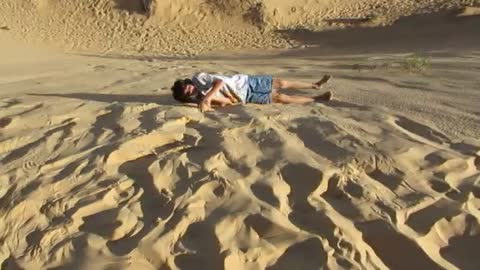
[
  {"xmin": 223, "ymin": 91, "xmax": 239, "ymax": 104},
  {"xmin": 198, "ymin": 98, "xmax": 213, "ymax": 112},
  {"xmin": 199, "ymin": 79, "xmax": 224, "ymax": 112}
]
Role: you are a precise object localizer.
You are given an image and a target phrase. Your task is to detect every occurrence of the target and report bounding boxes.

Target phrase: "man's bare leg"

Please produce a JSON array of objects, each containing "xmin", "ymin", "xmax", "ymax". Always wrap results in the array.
[
  {"xmin": 272, "ymin": 91, "xmax": 333, "ymax": 104},
  {"xmin": 272, "ymin": 75, "xmax": 332, "ymax": 90}
]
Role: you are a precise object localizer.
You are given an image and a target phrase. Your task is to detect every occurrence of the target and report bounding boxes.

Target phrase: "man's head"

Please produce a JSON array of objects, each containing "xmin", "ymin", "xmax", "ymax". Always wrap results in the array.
[{"xmin": 171, "ymin": 79, "xmax": 197, "ymax": 103}]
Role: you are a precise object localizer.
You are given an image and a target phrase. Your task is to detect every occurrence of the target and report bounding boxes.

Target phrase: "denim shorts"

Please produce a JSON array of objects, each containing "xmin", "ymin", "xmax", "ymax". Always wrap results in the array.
[{"xmin": 246, "ymin": 75, "xmax": 273, "ymax": 104}]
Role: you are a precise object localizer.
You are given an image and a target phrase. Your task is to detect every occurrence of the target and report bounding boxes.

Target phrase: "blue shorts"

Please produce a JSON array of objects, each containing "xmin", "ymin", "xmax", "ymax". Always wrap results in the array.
[{"xmin": 246, "ymin": 75, "xmax": 273, "ymax": 104}]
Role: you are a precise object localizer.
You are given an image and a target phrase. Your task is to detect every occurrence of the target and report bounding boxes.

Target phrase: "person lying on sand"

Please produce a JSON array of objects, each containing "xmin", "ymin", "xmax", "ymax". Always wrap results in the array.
[{"xmin": 171, "ymin": 72, "xmax": 333, "ymax": 112}]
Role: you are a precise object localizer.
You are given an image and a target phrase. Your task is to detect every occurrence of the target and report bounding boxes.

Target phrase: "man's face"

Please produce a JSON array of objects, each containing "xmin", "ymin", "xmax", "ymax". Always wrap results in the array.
[{"xmin": 184, "ymin": 84, "xmax": 196, "ymax": 97}]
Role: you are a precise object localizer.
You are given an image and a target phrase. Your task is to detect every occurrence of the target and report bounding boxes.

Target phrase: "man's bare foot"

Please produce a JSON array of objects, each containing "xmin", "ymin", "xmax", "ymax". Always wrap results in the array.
[
  {"xmin": 314, "ymin": 91, "xmax": 333, "ymax": 102},
  {"xmin": 313, "ymin": 75, "xmax": 332, "ymax": 89}
]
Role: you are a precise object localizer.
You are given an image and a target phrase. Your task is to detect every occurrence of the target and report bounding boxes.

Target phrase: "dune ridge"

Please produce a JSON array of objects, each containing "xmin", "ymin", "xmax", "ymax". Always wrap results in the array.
[{"xmin": 1, "ymin": 0, "xmax": 477, "ymax": 55}]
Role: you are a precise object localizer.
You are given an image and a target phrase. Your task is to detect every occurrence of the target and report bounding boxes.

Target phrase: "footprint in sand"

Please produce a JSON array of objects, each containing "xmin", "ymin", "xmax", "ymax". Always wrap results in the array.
[
  {"xmin": 357, "ymin": 219, "xmax": 444, "ymax": 270},
  {"xmin": 266, "ymin": 238, "xmax": 326, "ymax": 270},
  {"xmin": 394, "ymin": 116, "xmax": 449, "ymax": 144},
  {"xmin": 429, "ymin": 179, "xmax": 451, "ymax": 193},
  {"xmin": 251, "ymin": 182, "xmax": 280, "ymax": 208},
  {"xmin": 437, "ymin": 214, "xmax": 480, "ymax": 269},
  {"xmin": 80, "ymin": 206, "xmax": 143, "ymax": 241},
  {"xmin": 244, "ymin": 213, "xmax": 298, "ymax": 243},
  {"xmin": 93, "ymin": 65, "xmax": 107, "ymax": 71},
  {"xmin": 51, "ymin": 179, "xmax": 145, "ymax": 242},
  {"xmin": 471, "ymin": 186, "xmax": 480, "ymax": 199},
  {"xmin": 0, "ymin": 99, "xmax": 18, "ymax": 108},
  {"xmin": 405, "ymin": 199, "xmax": 461, "ymax": 235},
  {"xmin": 0, "ymin": 117, "xmax": 12, "ymax": 129}
]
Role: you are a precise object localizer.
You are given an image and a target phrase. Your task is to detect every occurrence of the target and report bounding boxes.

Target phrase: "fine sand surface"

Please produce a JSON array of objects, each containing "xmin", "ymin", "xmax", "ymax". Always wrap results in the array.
[
  {"xmin": 1, "ymin": 1, "xmax": 480, "ymax": 270},
  {"xmin": 1, "ymin": 0, "xmax": 479, "ymax": 55}
]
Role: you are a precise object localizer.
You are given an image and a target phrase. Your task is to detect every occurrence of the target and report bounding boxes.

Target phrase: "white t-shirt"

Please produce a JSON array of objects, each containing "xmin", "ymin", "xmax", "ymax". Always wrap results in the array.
[{"xmin": 192, "ymin": 73, "xmax": 249, "ymax": 103}]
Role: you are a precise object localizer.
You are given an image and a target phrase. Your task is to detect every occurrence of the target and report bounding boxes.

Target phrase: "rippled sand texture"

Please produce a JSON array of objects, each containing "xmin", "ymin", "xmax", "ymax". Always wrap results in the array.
[
  {"xmin": 1, "ymin": 1, "xmax": 480, "ymax": 269},
  {"xmin": 1, "ymin": 37, "xmax": 480, "ymax": 268}
]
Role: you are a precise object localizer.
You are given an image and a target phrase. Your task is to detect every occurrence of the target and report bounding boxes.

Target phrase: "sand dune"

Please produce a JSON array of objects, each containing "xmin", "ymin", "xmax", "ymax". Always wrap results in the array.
[
  {"xmin": 0, "ymin": 0, "xmax": 476, "ymax": 55},
  {"xmin": 1, "ymin": 1, "xmax": 480, "ymax": 269}
]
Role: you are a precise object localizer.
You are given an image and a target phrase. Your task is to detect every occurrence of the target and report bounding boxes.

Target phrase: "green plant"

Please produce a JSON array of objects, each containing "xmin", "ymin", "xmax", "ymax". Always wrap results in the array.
[{"xmin": 401, "ymin": 55, "xmax": 431, "ymax": 72}]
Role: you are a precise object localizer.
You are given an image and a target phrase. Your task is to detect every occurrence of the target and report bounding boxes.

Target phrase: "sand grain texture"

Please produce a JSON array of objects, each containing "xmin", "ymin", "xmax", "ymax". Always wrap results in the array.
[
  {"xmin": 1, "ymin": 1, "xmax": 480, "ymax": 270},
  {"xmin": 1, "ymin": 0, "xmax": 479, "ymax": 55}
]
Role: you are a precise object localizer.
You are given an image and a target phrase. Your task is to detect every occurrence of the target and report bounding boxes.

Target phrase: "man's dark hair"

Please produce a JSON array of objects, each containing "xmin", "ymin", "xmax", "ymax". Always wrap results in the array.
[{"xmin": 171, "ymin": 79, "xmax": 195, "ymax": 103}]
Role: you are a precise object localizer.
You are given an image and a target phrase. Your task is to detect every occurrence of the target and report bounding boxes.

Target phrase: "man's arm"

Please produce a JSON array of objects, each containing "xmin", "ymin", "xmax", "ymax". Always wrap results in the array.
[
  {"xmin": 211, "ymin": 96, "xmax": 234, "ymax": 107},
  {"xmin": 199, "ymin": 79, "xmax": 224, "ymax": 112}
]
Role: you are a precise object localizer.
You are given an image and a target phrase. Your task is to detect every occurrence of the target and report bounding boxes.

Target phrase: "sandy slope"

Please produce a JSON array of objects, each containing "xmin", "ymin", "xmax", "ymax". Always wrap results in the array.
[
  {"xmin": 1, "ymin": 0, "xmax": 478, "ymax": 55},
  {"xmin": 1, "ymin": 5, "xmax": 480, "ymax": 270}
]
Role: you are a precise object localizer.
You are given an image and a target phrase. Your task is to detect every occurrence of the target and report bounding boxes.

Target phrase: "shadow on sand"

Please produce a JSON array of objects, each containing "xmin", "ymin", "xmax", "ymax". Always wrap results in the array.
[
  {"xmin": 29, "ymin": 92, "xmax": 175, "ymax": 105},
  {"xmin": 73, "ymin": 10, "xmax": 480, "ymax": 63},
  {"xmin": 113, "ymin": 0, "xmax": 147, "ymax": 14},
  {"xmin": 278, "ymin": 11, "xmax": 480, "ymax": 57}
]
